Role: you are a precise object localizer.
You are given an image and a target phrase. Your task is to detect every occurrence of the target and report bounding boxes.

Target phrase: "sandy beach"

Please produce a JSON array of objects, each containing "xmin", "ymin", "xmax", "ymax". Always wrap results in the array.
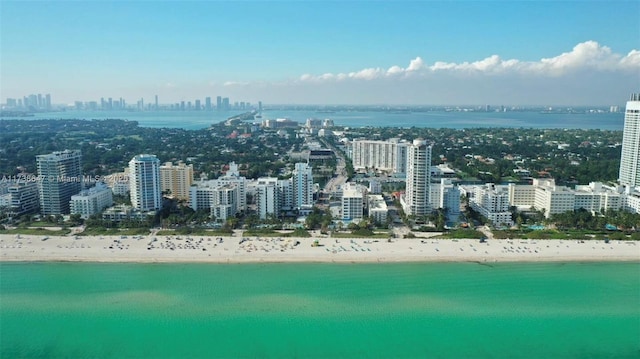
[{"xmin": 1, "ymin": 232, "xmax": 639, "ymax": 263}]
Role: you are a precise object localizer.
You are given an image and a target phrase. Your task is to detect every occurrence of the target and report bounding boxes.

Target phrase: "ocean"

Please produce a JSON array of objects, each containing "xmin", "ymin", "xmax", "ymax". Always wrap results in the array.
[
  {"xmin": 2, "ymin": 109, "xmax": 625, "ymax": 130},
  {"xmin": 1, "ymin": 262, "xmax": 638, "ymax": 358}
]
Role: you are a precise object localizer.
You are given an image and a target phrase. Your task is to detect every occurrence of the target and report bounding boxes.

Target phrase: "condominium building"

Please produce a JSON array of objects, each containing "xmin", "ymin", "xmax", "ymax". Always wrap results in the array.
[
  {"xmin": 0, "ymin": 180, "xmax": 39, "ymax": 216},
  {"xmin": 367, "ymin": 194, "xmax": 388, "ymax": 224},
  {"xmin": 36, "ymin": 150, "xmax": 82, "ymax": 215},
  {"xmin": 70, "ymin": 182, "xmax": 114, "ymax": 219},
  {"xmin": 256, "ymin": 177, "xmax": 280, "ymax": 219},
  {"xmin": 619, "ymin": 93, "xmax": 640, "ymax": 187},
  {"xmin": 190, "ymin": 162, "xmax": 247, "ymax": 213},
  {"xmin": 341, "ymin": 183, "xmax": 365, "ymax": 221},
  {"xmin": 434, "ymin": 178, "xmax": 461, "ymax": 222},
  {"xmin": 292, "ymin": 162, "xmax": 314, "ymax": 211},
  {"xmin": 160, "ymin": 161, "xmax": 193, "ymax": 201},
  {"xmin": 209, "ymin": 184, "xmax": 239, "ymax": 222},
  {"xmin": 506, "ymin": 179, "xmax": 627, "ymax": 218},
  {"xmin": 129, "ymin": 154, "xmax": 162, "ymax": 211},
  {"xmin": 402, "ymin": 139, "xmax": 432, "ymax": 217},
  {"xmin": 102, "ymin": 169, "xmax": 130, "ymax": 196},
  {"xmin": 467, "ymin": 183, "xmax": 513, "ymax": 227},
  {"xmin": 351, "ymin": 139, "xmax": 408, "ymax": 174}
]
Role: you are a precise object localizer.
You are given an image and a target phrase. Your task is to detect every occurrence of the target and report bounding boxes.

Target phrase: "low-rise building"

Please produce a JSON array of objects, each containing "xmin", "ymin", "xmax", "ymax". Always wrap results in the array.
[
  {"xmin": 70, "ymin": 182, "xmax": 114, "ymax": 219},
  {"xmin": 367, "ymin": 194, "xmax": 388, "ymax": 224}
]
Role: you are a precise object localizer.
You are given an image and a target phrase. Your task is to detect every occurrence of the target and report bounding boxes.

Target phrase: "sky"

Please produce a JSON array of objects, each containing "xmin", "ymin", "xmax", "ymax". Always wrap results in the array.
[{"xmin": 1, "ymin": 0, "xmax": 639, "ymax": 106}]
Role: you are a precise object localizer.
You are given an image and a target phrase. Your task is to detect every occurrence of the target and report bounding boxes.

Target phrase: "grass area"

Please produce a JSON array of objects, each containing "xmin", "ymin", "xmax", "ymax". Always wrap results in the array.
[
  {"xmin": 18, "ymin": 222, "xmax": 64, "ymax": 228},
  {"xmin": 243, "ymin": 228, "xmax": 311, "ymax": 237},
  {"xmin": 110, "ymin": 134, "xmax": 143, "ymax": 141},
  {"xmin": 331, "ymin": 231, "xmax": 391, "ymax": 239},
  {"xmin": 436, "ymin": 229, "xmax": 485, "ymax": 239},
  {"xmin": 156, "ymin": 228, "xmax": 234, "ymax": 236},
  {"xmin": 0, "ymin": 228, "xmax": 72, "ymax": 236},
  {"xmin": 78, "ymin": 227, "xmax": 150, "ymax": 236},
  {"xmin": 491, "ymin": 229, "xmax": 639, "ymax": 240}
]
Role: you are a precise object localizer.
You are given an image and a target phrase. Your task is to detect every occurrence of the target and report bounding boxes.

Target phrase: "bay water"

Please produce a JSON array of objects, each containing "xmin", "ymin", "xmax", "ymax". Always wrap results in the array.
[
  {"xmin": 1, "ymin": 262, "xmax": 638, "ymax": 358},
  {"xmin": 3, "ymin": 109, "xmax": 625, "ymax": 130}
]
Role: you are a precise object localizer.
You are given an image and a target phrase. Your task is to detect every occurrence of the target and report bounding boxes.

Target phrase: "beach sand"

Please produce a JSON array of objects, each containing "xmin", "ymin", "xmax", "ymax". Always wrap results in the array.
[{"xmin": 1, "ymin": 232, "xmax": 639, "ymax": 263}]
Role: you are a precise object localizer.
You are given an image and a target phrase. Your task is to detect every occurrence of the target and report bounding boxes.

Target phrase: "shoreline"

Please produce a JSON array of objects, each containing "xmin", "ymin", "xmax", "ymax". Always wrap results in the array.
[{"xmin": 2, "ymin": 234, "xmax": 638, "ymax": 264}]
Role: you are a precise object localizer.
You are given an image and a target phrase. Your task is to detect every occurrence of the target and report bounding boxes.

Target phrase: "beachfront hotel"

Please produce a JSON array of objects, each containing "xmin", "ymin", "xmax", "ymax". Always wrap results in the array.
[
  {"xmin": 69, "ymin": 182, "xmax": 114, "ymax": 219},
  {"xmin": 129, "ymin": 154, "xmax": 162, "ymax": 211},
  {"xmin": 402, "ymin": 139, "xmax": 432, "ymax": 217},
  {"xmin": 619, "ymin": 93, "xmax": 640, "ymax": 188},
  {"xmin": 36, "ymin": 150, "xmax": 83, "ymax": 215},
  {"xmin": 159, "ymin": 161, "xmax": 194, "ymax": 201}
]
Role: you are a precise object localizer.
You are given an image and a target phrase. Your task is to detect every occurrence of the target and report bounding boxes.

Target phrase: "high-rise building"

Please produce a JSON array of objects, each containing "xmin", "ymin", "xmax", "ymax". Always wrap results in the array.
[
  {"xmin": 256, "ymin": 177, "xmax": 280, "ymax": 219},
  {"xmin": 205, "ymin": 97, "xmax": 212, "ymax": 111},
  {"xmin": 402, "ymin": 139, "xmax": 432, "ymax": 217},
  {"xmin": 160, "ymin": 161, "xmax": 194, "ymax": 201},
  {"xmin": 216, "ymin": 96, "xmax": 222, "ymax": 110},
  {"xmin": 36, "ymin": 150, "xmax": 83, "ymax": 215},
  {"xmin": 129, "ymin": 154, "xmax": 162, "ymax": 211},
  {"xmin": 222, "ymin": 97, "xmax": 230, "ymax": 111},
  {"xmin": 351, "ymin": 139, "xmax": 407, "ymax": 174},
  {"xmin": 341, "ymin": 183, "xmax": 364, "ymax": 221},
  {"xmin": 292, "ymin": 162, "xmax": 314, "ymax": 211},
  {"xmin": 619, "ymin": 93, "xmax": 640, "ymax": 187},
  {"xmin": 0, "ymin": 180, "xmax": 40, "ymax": 216}
]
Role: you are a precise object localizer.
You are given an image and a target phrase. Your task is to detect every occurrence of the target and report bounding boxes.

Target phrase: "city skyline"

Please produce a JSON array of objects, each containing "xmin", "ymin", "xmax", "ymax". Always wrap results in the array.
[{"xmin": 1, "ymin": 1, "xmax": 639, "ymax": 105}]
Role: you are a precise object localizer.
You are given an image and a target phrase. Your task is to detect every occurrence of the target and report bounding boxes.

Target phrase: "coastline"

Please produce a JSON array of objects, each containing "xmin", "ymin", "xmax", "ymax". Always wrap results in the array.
[{"xmin": 2, "ymin": 234, "xmax": 638, "ymax": 264}]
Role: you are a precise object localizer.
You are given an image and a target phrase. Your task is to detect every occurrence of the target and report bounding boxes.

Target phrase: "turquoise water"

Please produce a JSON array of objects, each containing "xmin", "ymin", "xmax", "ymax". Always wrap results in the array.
[
  {"xmin": 1, "ymin": 262, "xmax": 639, "ymax": 358},
  {"xmin": 3, "ymin": 109, "xmax": 625, "ymax": 130}
]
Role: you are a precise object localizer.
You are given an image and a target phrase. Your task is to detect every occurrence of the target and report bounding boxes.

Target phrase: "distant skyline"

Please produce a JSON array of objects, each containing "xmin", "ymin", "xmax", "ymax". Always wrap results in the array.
[{"xmin": 1, "ymin": 1, "xmax": 639, "ymax": 106}]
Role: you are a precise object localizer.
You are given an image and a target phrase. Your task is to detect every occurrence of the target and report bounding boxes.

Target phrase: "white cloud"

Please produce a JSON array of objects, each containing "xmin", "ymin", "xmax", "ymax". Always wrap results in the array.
[
  {"xmin": 295, "ymin": 41, "xmax": 639, "ymax": 82},
  {"xmin": 407, "ymin": 57, "xmax": 425, "ymax": 71},
  {"xmin": 223, "ymin": 81, "xmax": 249, "ymax": 86}
]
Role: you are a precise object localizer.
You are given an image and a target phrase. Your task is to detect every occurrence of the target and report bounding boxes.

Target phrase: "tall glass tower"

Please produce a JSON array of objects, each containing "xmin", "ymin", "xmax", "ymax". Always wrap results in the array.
[
  {"xmin": 36, "ymin": 150, "xmax": 82, "ymax": 215},
  {"xmin": 619, "ymin": 93, "xmax": 640, "ymax": 187}
]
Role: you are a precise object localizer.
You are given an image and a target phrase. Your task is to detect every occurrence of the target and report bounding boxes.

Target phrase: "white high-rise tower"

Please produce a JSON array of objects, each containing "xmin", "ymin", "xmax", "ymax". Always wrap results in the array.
[
  {"xmin": 402, "ymin": 139, "xmax": 432, "ymax": 217},
  {"xmin": 619, "ymin": 93, "xmax": 640, "ymax": 188},
  {"xmin": 292, "ymin": 162, "xmax": 314, "ymax": 211},
  {"xmin": 129, "ymin": 154, "xmax": 162, "ymax": 211}
]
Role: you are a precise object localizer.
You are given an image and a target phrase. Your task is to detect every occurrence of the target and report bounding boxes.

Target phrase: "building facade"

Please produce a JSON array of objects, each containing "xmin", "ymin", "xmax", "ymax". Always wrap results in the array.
[
  {"xmin": 0, "ymin": 180, "xmax": 39, "ymax": 216},
  {"xmin": 402, "ymin": 139, "xmax": 432, "ymax": 217},
  {"xmin": 292, "ymin": 162, "xmax": 314, "ymax": 211},
  {"xmin": 129, "ymin": 154, "xmax": 162, "ymax": 211},
  {"xmin": 160, "ymin": 161, "xmax": 194, "ymax": 201},
  {"xmin": 341, "ymin": 183, "xmax": 365, "ymax": 221},
  {"xmin": 70, "ymin": 182, "xmax": 114, "ymax": 219},
  {"xmin": 619, "ymin": 93, "xmax": 640, "ymax": 187},
  {"xmin": 36, "ymin": 150, "xmax": 82, "ymax": 215},
  {"xmin": 351, "ymin": 139, "xmax": 408, "ymax": 174}
]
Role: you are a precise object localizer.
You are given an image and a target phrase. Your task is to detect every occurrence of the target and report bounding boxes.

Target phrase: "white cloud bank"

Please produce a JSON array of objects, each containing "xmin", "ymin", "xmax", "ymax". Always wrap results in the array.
[
  {"xmin": 157, "ymin": 41, "xmax": 639, "ymax": 105},
  {"xmin": 297, "ymin": 41, "xmax": 640, "ymax": 82}
]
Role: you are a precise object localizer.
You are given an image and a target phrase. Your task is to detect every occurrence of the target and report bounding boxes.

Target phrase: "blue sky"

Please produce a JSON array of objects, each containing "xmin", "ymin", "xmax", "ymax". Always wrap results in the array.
[{"xmin": 1, "ymin": 0, "xmax": 639, "ymax": 105}]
